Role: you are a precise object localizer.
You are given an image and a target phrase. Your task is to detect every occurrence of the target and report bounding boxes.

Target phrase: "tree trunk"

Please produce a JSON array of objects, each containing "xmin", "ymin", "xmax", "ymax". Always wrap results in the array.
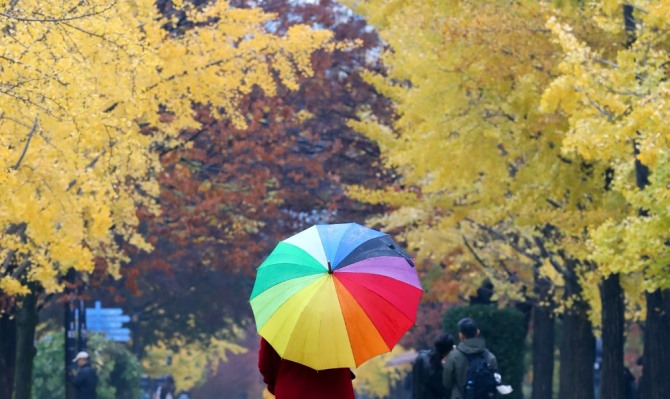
[
  {"xmin": 599, "ymin": 274, "xmax": 625, "ymax": 399},
  {"xmin": 12, "ymin": 291, "xmax": 38, "ymax": 399},
  {"xmin": 639, "ymin": 289, "xmax": 670, "ymax": 399},
  {"xmin": 531, "ymin": 304, "xmax": 555, "ymax": 399},
  {"xmin": 558, "ymin": 271, "xmax": 595, "ymax": 399},
  {"xmin": 0, "ymin": 314, "xmax": 17, "ymax": 399}
]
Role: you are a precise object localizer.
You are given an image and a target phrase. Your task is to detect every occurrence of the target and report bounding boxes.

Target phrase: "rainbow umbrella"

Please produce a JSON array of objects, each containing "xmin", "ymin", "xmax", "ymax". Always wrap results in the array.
[{"xmin": 250, "ymin": 222, "xmax": 422, "ymax": 370}]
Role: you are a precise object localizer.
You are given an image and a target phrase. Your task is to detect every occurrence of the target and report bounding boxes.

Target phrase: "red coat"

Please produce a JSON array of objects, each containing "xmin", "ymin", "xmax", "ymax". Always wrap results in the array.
[{"xmin": 258, "ymin": 338, "xmax": 356, "ymax": 399}]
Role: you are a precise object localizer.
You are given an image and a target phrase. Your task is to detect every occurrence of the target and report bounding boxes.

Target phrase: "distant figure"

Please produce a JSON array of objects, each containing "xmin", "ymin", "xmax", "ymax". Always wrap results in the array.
[
  {"xmin": 635, "ymin": 356, "xmax": 644, "ymax": 399},
  {"xmin": 623, "ymin": 366, "xmax": 637, "ymax": 399},
  {"xmin": 413, "ymin": 334, "xmax": 455, "ymax": 399},
  {"xmin": 443, "ymin": 318, "xmax": 498, "ymax": 399},
  {"xmin": 258, "ymin": 337, "xmax": 355, "ymax": 399},
  {"xmin": 71, "ymin": 351, "xmax": 98, "ymax": 399},
  {"xmin": 157, "ymin": 375, "xmax": 176, "ymax": 399}
]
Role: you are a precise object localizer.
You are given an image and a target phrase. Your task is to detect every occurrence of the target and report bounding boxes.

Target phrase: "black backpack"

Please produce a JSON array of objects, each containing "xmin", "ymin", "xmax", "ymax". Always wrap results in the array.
[
  {"xmin": 413, "ymin": 350, "xmax": 447, "ymax": 398},
  {"xmin": 462, "ymin": 350, "xmax": 497, "ymax": 399}
]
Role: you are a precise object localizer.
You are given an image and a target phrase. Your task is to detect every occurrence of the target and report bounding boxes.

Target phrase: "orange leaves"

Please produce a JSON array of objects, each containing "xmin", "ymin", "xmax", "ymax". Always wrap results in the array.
[{"xmin": 105, "ymin": 0, "xmax": 392, "ymax": 350}]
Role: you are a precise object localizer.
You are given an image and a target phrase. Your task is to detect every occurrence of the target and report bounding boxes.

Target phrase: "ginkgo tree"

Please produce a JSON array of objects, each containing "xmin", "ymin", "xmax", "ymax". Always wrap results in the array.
[
  {"xmin": 0, "ymin": 1, "xmax": 332, "ymax": 398},
  {"xmin": 541, "ymin": 2, "xmax": 670, "ymax": 398},
  {"xmin": 0, "ymin": 0, "xmax": 331, "ymax": 297},
  {"xmin": 340, "ymin": 1, "xmax": 628, "ymax": 398},
  {"xmin": 542, "ymin": 3, "xmax": 670, "ymax": 299}
]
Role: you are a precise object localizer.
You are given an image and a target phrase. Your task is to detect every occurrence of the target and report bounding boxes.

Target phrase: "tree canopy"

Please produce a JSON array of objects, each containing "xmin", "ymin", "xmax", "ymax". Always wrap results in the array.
[
  {"xmin": 0, "ymin": 0, "xmax": 333, "ymax": 299},
  {"xmin": 82, "ymin": 0, "xmax": 395, "ymax": 352},
  {"xmin": 341, "ymin": 0, "xmax": 601, "ymax": 308},
  {"xmin": 541, "ymin": 1, "xmax": 670, "ymax": 308}
]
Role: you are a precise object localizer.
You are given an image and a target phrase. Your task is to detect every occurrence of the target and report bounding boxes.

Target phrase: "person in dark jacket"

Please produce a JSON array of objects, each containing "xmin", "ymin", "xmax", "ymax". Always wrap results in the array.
[
  {"xmin": 71, "ymin": 351, "xmax": 97, "ymax": 399},
  {"xmin": 158, "ymin": 375, "xmax": 176, "ymax": 399},
  {"xmin": 413, "ymin": 333, "xmax": 455, "ymax": 399},
  {"xmin": 442, "ymin": 318, "xmax": 498, "ymax": 399},
  {"xmin": 258, "ymin": 337, "xmax": 355, "ymax": 399}
]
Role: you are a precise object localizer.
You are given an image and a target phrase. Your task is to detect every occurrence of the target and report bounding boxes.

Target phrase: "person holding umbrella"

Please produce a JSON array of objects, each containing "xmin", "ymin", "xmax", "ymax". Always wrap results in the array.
[{"xmin": 258, "ymin": 337, "xmax": 355, "ymax": 398}]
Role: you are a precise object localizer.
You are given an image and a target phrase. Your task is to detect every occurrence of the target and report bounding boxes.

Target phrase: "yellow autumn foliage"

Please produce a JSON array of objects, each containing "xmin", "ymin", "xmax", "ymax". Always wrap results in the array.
[
  {"xmin": 0, "ymin": 1, "xmax": 332, "ymax": 296},
  {"xmin": 142, "ymin": 336, "xmax": 247, "ymax": 391},
  {"xmin": 541, "ymin": 2, "xmax": 670, "ymax": 307},
  {"xmin": 342, "ymin": 0, "xmax": 609, "ymax": 302},
  {"xmin": 346, "ymin": 0, "xmax": 670, "ymax": 326},
  {"xmin": 353, "ymin": 345, "xmax": 411, "ymax": 398}
]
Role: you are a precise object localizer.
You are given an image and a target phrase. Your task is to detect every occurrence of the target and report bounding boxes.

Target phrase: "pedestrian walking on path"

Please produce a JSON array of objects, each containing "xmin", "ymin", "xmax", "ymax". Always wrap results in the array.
[
  {"xmin": 71, "ymin": 351, "xmax": 97, "ymax": 399},
  {"xmin": 413, "ymin": 333, "xmax": 455, "ymax": 399},
  {"xmin": 258, "ymin": 337, "xmax": 355, "ymax": 399},
  {"xmin": 443, "ymin": 318, "xmax": 498, "ymax": 399}
]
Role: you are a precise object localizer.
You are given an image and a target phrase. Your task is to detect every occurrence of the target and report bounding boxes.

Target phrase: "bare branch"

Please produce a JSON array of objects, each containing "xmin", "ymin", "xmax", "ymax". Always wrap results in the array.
[
  {"xmin": 0, "ymin": 89, "xmax": 52, "ymax": 114},
  {"xmin": 4, "ymin": 222, "xmax": 27, "ymax": 236},
  {"xmin": 159, "ymin": 130, "xmax": 206, "ymax": 158},
  {"xmin": 465, "ymin": 218, "xmax": 542, "ymax": 264},
  {"xmin": 1, "ymin": 250, "xmax": 17, "ymax": 274},
  {"xmin": 10, "ymin": 259, "xmax": 30, "ymax": 280},
  {"xmin": 462, "ymin": 234, "xmax": 493, "ymax": 269},
  {"xmin": 60, "ymin": 21, "xmax": 127, "ymax": 53},
  {"xmin": 573, "ymin": 86, "xmax": 617, "ymax": 122},
  {"xmin": 143, "ymin": 48, "xmax": 262, "ymax": 94},
  {"xmin": 533, "ymin": 236, "xmax": 567, "ymax": 277},
  {"xmin": 463, "ymin": 235, "xmax": 528, "ymax": 284},
  {"xmin": 546, "ymin": 198, "xmax": 561, "ymax": 209},
  {"xmin": 13, "ymin": 116, "xmax": 38, "ymax": 170},
  {"xmin": 594, "ymin": 58, "xmax": 619, "ymax": 69},
  {"xmin": 0, "ymin": 2, "xmax": 117, "ymax": 23},
  {"xmin": 0, "ymin": 54, "xmax": 20, "ymax": 64},
  {"xmin": 1, "ymin": 116, "xmax": 32, "ymax": 129},
  {"xmin": 624, "ymin": 1, "xmax": 648, "ymax": 14},
  {"xmin": 595, "ymin": 76, "xmax": 646, "ymax": 97},
  {"xmin": 497, "ymin": 259, "xmax": 521, "ymax": 283}
]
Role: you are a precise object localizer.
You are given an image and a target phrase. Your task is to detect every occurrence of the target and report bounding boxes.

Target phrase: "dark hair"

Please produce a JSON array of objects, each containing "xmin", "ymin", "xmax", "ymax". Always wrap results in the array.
[
  {"xmin": 434, "ymin": 333, "xmax": 455, "ymax": 355},
  {"xmin": 458, "ymin": 317, "xmax": 478, "ymax": 339},
  {"xmin": 429, "ymin": 333, "xmax": 455, "ymax": 369}
]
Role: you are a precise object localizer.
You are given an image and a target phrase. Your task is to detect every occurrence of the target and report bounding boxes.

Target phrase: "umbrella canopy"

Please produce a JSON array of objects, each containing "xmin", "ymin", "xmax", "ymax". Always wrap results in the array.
[
  {"xmin": 250, "ymin": 222, "xmax": 422, "ymax": 370},
  {"xmin": 385, "ymin": 351, "xmax": 419, "ymax": 367}
]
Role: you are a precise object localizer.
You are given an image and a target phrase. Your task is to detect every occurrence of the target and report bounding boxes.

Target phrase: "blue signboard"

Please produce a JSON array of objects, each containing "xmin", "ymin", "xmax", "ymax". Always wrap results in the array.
[
  {"xmin": 87, "ymin": 315, "xmax": 131, "ymax": 329},
  {"xmin": 86, "ymin": 301, "xmax": 131, "ymax": 342}
]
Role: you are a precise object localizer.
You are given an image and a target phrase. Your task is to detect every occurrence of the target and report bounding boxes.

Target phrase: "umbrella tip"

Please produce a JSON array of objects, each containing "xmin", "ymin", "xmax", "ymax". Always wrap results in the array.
[
  {"xmin": 387, "ymin": 244, "xmax": 415, "ymax": 267},
  {"xmin": 328, "ymin": 261, "xmax": 333, "ymax": 274}
]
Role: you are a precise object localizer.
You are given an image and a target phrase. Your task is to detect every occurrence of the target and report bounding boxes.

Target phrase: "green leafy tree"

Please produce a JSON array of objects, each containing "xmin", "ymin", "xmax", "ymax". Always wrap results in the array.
[{"xmin": 32, "ymin": 333, "xmax": 141, "ymax": 399}]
